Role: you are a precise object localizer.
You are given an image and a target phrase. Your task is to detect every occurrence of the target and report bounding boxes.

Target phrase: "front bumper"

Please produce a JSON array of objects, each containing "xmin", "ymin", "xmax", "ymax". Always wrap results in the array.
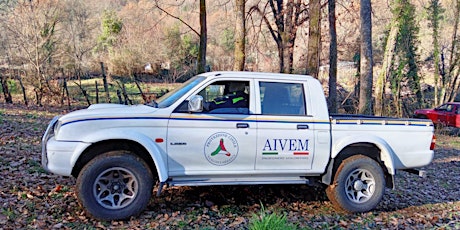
[
  {"xmin": 42, "ymin": 116, "xmax": 60, "ymax": 172},
  {"xmin": 42, "ymin": 116, "xmax": 90, "ymax": 176},
  {"xmin": 43, "ymin": 137, "xmax": 90, "ymax": 176}
]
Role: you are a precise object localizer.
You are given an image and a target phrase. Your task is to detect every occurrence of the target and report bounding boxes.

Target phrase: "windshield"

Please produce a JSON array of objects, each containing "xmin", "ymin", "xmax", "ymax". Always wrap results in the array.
[{"xmin": 156, "ymin": 76, "xmax": 206, "ymax": 108}]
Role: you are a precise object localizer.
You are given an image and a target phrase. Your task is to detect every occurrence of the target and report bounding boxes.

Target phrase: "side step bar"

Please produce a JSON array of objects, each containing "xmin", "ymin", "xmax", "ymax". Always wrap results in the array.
[
  {"xmin": 155, "ymin": 176, "xmax": 320, "ymax": 196},
  {"xmin": 168, "ymin": 178, "xmax": 312, "ymax": 187}
]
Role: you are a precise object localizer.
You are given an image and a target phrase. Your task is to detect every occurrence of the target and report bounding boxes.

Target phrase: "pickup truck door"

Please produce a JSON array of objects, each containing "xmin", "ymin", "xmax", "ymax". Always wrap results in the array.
[
  {"xmin": 445, "ymin": 105, "xmax": 458, "ymax": 127},
  {"xmin": 255, "ymin": 81, "xmax": 316, "ymax": 171},
  {"xmin": 167, "ymin": 79, "xmax": 257, "ymax": 175},
  {"xmin": 434, "ymin": 103, "xmax": 450, "ymax": 125}
]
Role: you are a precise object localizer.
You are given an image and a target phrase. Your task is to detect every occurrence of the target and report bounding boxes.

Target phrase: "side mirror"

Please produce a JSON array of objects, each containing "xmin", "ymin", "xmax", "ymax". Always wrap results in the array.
[{"xmin": 188, "ymin": 95, "xmax": 203, "ymax": 112}]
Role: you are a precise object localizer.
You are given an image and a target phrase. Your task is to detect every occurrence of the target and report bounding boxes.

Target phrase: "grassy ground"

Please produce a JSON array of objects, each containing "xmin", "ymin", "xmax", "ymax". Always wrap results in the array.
[{"xmin": 0, "ymin": 103, "xmax": 459, "ymax": 229}]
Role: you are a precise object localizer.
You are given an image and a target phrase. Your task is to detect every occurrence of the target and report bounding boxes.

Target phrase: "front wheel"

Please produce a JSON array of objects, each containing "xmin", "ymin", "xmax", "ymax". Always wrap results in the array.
[
  {"xmin": 76, "ymin": 151, "xmax": 154, "ymax": 220},
  {"xmin": 326, "ymin": 155, "xmax": 385, "ymax": 213}
]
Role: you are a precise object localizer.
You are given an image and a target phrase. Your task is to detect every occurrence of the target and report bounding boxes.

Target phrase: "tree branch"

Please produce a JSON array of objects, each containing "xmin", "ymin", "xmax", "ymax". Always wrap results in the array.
[
  {"xmin": 249, "ymin": 4, "xmax": 280, "ymax": 46},
  {"xmin": 154, "ymin": 1, "xmax": 200, "ymax": 36}
]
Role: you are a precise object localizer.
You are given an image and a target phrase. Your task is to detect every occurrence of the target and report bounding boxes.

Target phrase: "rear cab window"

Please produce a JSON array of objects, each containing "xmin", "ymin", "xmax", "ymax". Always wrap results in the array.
[{"xmin": 258, "ymin": 81, "xmax": 306, "ymax": 116}]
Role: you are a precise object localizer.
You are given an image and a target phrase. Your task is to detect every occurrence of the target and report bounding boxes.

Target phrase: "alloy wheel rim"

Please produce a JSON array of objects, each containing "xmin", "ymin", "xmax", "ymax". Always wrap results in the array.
[
  {"xmin": 93, "ymin": 167, "xmax": 139, "ymax": 209},
  {"xmin": 344, "ymin": 168, "xmax": 375, "ymax": 203}
]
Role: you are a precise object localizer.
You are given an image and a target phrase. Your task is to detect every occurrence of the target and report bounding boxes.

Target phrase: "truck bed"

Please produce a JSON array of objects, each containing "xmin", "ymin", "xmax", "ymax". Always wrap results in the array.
[{"xmin": 330, "ymin": 114, "xmax": 433, "ymax": 127}]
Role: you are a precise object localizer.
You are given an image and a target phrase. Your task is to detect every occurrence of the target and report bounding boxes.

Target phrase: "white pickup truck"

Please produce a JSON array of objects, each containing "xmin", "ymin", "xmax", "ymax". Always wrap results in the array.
[{"xmin": 42, "ymin": 71, "xmax": 435, "ymax": 220}]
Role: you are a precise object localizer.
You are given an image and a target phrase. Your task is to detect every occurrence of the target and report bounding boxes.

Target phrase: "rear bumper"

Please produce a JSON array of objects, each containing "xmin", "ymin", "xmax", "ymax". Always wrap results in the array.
[{"xmin": 396, "ymin": 150, "xmax": 434, "ymax": 169}]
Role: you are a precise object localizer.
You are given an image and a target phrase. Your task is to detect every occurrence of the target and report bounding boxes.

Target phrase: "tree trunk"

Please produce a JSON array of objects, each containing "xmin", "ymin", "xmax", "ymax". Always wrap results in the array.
[
  {"xmin": 197, "ymin": 0, "xmax": 207, "ymax": 74},
  {"xmin": 446, "ymin": 0, "xmax": 460, "ymax": 102},
  {"xmin": 233, "ymin": 0, "xmax": 246, "ymax": 71},
  {"xmin": 375, "ymin": 20, "xmax": 399, "ymax": 116},
  {"xmin": 282, "ymin": 0, "xmax": 294, "ymax": 73},
  {"xmin": 328, "ymin": 0, "xmax": 337, "ymax": 113},
  {"xmin": 358, "ymin": 0, "xmax": 373, "ymax": 115},
  {"xmin": 0, "ymin": 74, "xmax": 13, "ymax": 104},
  {"xmin": 306, "ymin": 0, "xmax": 321, "ymax": 78}
]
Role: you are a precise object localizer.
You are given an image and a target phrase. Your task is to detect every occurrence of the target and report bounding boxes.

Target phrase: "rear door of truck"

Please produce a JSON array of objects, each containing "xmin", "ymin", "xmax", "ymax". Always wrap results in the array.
[{"xmin": 254, "ymin": 80, "xmax": 317, "ymax": 171}]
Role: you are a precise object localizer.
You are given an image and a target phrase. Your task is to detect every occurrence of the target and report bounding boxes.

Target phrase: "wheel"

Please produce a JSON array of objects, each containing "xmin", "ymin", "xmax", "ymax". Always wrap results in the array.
[
  {"xmin": 326, "ymin": 155, "xmax": 385, "ymax": 213},
  {"xmin": 76, "ymin": 151, "xmax": 154, "ymax": 220}
]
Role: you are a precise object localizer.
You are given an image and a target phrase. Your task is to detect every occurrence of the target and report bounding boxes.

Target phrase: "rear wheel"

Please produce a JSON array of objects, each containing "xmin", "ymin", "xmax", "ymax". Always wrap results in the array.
[
  {"xmin": 326, "ymin": 155, "xmax": 385, "ymax": 213},
  {"xmin": 76, "ymin": 151, "xmax": 153, "ymax": 220}
]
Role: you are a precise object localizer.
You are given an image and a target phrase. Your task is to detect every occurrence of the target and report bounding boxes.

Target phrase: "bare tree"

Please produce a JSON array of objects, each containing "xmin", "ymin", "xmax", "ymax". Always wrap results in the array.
[
  {"xmin": 306, "ymin": 0, "xmax": 321, "ymax": 78},
  {"xmin": 442, "ymin": 0, "xmax": 460, "ymax": 102},
  {"xmin": 61, "ymin": 0, "xmax": 96, "ymax": 79},
  {"xmin": 327, "ymin": 0, "xmax": 337, "ymax": 113},
  {"xmin": 3, "ymin": 0, "xmax": 63, "ymax": 105},
  {"xmin": 358, "ymin": 0, "xmax": 373, "ymax": 115},
  {"xmin": 249, "ymin": 0, "xmax": 310, "ymax": 73},
  {"xmin": 155, "ymin": 0, "xmax": 207, "ymax": 74},
  {"xmin": 233, "ymin": 0, "xmax": 246, "ymax": 71},
  {"xmin": 198, "ymin": 0, "xmax": 207, "ymax": 73}
]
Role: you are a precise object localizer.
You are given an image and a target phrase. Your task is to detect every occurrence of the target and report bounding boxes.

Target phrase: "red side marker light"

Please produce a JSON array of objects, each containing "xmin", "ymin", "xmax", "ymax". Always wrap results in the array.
[{"xmin": 155, "ymin": 138, "xmax": 164, "ymax": 143}]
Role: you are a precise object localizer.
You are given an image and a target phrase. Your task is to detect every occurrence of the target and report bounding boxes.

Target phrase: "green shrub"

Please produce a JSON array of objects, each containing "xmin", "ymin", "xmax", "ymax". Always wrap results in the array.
[{"xmin": 249, "ymin": 205, "xmax": 297, "ymax": 230}]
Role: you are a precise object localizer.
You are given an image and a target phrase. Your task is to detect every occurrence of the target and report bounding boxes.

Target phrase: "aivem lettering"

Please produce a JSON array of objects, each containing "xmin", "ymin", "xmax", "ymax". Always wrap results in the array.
[{"xmin": 263, "ymin": 139, "xmax": 309, "ymax": 151}]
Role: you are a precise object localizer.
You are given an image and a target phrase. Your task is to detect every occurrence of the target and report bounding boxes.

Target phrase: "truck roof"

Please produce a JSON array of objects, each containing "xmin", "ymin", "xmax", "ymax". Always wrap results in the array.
[{"xmin": 199, "ymin": 71, "xmax": 316, "ymax": 81}]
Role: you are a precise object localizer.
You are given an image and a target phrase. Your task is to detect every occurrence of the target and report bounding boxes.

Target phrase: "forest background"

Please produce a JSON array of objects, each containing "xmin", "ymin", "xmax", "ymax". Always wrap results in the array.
[{"xmin": 0, "ymin": 0, "xmax": 459, "ymax": 118}]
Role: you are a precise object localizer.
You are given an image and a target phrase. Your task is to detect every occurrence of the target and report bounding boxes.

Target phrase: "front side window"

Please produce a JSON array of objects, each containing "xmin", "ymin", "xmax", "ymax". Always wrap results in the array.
[
  {"xmin": 260, "ymin": 82, "xmax": 306, "ymax": 115},
  {"xmin": 436, "ymin": 104, "xmax": 448, "ymax": 111},
  {"xmin": 200, "ymin": 80, "xmax": 250, "ymax": 114}
]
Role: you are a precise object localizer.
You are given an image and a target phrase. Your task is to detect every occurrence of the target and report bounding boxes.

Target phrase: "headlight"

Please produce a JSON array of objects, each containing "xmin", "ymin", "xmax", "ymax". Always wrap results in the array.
[{"xmin": 53, "ymin": 120, "xmax": 62, "ymax": 136}]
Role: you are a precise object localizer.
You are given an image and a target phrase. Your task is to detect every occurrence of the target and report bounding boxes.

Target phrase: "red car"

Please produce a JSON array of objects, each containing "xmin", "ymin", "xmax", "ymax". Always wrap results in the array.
[{"xmin": 414, "ymin": 102, "xmax": 460, "ymax": 128}]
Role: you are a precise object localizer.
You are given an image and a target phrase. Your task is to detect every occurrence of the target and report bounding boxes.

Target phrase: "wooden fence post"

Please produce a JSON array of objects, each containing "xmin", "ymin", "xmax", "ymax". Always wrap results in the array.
[
  {"xmin": 95, "ymin": 81, "xmax": 99, "ymax": 104},
  {"xmin": 100, "ymin": 62, "xmax": 111, "ymax": 103},
  {"xmin": 133, "ymin": 74, "xmax": 147, "ymax": 103},
  {"xmin": 116, "ymin": 90, "xmax": 122, "ymax": 104},
  {"xmin": 17, "ymin": 74, "xmax": 28, "ymax": 106},
  {"xmin": 63, "ymin": 78, "xmax": 71, "ymax": 110}
]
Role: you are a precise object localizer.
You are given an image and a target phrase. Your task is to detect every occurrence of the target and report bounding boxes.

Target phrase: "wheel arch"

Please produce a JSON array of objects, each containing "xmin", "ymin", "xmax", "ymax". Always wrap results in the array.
[
  {"xmin": 71, "ymin": 137, "xmax": 168, "ymax": 183},
  {"xmin": 323, "ymin": 138, "xmax": 396, "ymax": 189}
]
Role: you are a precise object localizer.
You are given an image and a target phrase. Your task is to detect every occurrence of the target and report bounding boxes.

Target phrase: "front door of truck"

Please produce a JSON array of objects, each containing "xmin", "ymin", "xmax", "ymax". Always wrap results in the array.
[
  {"xmin": 255, "ymin": 81, "xmax": 316, "ymax": 171},
  {"xmin": 167, "ymin": 79, "xmax": 257, "ymax": 175}
]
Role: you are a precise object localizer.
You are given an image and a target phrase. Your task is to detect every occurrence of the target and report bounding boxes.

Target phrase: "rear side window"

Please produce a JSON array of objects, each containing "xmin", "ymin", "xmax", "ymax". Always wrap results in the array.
[{"xmin": 259, "ymin": 82, "xmax": 306, "ymax": 115}]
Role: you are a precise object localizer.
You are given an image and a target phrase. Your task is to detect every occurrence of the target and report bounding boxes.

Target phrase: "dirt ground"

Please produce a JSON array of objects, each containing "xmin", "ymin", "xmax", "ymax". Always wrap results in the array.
[{"xmin": 0, "ymin": 103, "xmax": 459, "ymax": 229}]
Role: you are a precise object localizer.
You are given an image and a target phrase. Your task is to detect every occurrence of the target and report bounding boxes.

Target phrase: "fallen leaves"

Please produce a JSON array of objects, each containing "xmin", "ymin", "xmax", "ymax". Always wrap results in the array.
[{"xmin": 1, "ymin": 103, "xmax": 460, "ymax": 229}]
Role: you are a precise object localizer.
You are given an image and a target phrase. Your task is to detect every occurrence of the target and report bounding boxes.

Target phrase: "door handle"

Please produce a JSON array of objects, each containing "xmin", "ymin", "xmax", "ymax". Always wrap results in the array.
[
  {"xmin": 236, "ymin": 123, "xmax": 249, "ymax": 128},
  {"xmin": 297, "ymin": 124, "xmax": 309, "ymax": 129}
]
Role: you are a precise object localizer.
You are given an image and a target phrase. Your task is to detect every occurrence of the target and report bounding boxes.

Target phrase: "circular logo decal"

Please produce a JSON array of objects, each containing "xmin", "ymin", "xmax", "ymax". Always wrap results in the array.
[{"xmin": 204, "ymin": 132, "xmax": 239, "ymax": 166}]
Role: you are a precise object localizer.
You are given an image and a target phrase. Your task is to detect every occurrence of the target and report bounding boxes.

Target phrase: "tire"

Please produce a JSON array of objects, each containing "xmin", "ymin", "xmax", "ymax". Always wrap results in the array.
[
  {"xmin": 76, "ymin": 151, "xmax": 154, "ymax": 220},
  {"xmin": 326, "ymin": 155, "xmax": 385, "ymax": 213}
]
